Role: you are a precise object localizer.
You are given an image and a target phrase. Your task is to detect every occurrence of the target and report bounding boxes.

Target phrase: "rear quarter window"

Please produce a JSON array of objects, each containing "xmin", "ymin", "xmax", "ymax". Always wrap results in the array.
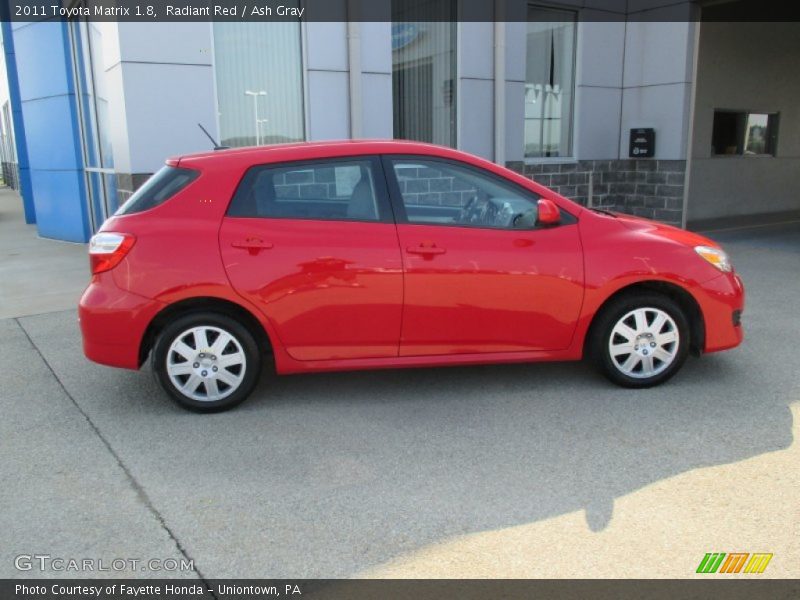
[{"xmin": 115, "ymin": 166, "xmax": 199, "ymax": 215}]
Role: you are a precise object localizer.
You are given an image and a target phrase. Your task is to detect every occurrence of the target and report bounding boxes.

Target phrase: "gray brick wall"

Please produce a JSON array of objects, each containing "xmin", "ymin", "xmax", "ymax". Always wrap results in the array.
[
  {"xmin": 394, "ymin": 165, "xmax": 477, "ymax": 207},
  {"xmin": 271, "ymin": 166, "xmax": 362, "ymax": 201},
  {"xmin": 507, "ymin": 159, "xmax": 687, "ymax": 227}
]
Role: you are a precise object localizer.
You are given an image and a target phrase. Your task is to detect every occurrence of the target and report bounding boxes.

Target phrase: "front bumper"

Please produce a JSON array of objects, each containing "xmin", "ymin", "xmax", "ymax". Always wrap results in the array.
[
  {"xmin": 696, "ymin": 271, "xmax": 745, "ymax": 353},
  {"xmin": 78, "ymin": 273, "xmax": 165, "ymax": 370}
]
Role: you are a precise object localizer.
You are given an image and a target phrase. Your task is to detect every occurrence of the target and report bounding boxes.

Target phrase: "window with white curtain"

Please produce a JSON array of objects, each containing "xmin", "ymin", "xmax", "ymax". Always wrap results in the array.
[
  {"xmin": 213, "ymin": 16, "xmax": 305, "ymax": 148},
  {"xmin": 391, "ymin": 0, "xmax": 457, "ymax": 147},
  {"xmin": 524, "ymin": 6, "xmax": 577, "ymax": 158}
]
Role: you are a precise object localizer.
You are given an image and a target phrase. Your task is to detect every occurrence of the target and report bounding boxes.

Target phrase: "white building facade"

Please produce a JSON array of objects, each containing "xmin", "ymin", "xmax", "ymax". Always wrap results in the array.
[{"xmin": 3, "ymin": 0, "xmax": 799, "ymax": 241}]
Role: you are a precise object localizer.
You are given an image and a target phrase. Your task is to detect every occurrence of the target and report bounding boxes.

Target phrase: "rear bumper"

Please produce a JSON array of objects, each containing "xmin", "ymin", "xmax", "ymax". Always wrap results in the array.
[
  {"xmin": 78, "ymin": 274, "xmax": 164, "ymax": 369},
  {"xmin": 696, "ymin": 271, "xmax": 745, "ymax": 353}
]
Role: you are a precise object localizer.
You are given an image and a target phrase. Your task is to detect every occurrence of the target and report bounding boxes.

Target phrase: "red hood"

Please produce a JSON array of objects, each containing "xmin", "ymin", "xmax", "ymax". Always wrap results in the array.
[{"xmin": 611, "ymin": 212, "xmax": 720, "ymax": 249}]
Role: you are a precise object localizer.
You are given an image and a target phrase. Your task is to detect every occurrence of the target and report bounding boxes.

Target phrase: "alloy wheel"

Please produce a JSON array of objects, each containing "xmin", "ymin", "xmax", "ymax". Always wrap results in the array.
[
  {"xmin": 166, "ymin": 326, "xmax": 246, "ymax": 402},
  {"xmin": 608, "ymin": 307, "xmax": 680, "ymax": 379}
]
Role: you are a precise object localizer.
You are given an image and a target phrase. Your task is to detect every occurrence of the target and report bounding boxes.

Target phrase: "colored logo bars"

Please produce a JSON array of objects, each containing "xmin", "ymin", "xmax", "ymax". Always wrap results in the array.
[{"xmin": 696, "ymin": 553, "xmax": 773, "ymax": 574}]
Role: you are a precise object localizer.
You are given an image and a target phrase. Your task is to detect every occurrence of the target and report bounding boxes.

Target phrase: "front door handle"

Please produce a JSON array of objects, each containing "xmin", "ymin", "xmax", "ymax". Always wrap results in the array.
[
  {"xmin": 231, "ymin": 238, "xmax": 274, "ymax": 254},
  {"xmin": 407, "ymin": 244, "xmax": 446, "ymax": 255}
]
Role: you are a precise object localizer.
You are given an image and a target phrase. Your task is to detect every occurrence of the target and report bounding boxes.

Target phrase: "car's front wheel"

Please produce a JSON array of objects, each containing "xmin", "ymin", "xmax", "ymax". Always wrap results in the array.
[
  {"xmin": 152, "ymin": 312, "xmax": 261, "ymax": 412},
  {"xmin": 591, "ymin": 293, "xmax": 690, "ymax": 388}
]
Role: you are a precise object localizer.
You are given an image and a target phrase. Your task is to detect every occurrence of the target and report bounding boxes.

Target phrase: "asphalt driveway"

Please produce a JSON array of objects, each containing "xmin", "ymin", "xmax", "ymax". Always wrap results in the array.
[{"xmin": 1, "ymin": 189, "xmax": 798, "ymax": 578}]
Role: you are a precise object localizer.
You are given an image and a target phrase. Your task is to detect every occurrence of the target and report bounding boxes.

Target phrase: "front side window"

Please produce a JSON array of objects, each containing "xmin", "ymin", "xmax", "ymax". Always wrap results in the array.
[
  {"xmin": 228, "ymin": 159, "xmax": 384, "ymax": 222},
  {"xmin": 116, "ymin": 166, "xmax": 199, "ymax": 215},
  {"xmin": 524, "ymin": 6, "xmax": 577, "ymax": 158},
  {"xmin": 390, "ymin": 158, "xmax": 540, "ymax": 230},
  {"xmin": 391, "ymin": 1, "xmax": 457, "ymax": 147},
  {"xmin": 213, "ymin": 12, "xmax": 305, "ymax": 147}
]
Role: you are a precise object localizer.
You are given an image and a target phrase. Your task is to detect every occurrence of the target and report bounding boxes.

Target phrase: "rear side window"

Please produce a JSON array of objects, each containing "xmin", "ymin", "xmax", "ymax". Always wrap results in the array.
[
  {"xmin": 115, "ymin": 166, "xmax": 199, "ymax": 215},
  {"xmin": 227, "ymin": 159, "xmax": 385, "ymax": 222}
]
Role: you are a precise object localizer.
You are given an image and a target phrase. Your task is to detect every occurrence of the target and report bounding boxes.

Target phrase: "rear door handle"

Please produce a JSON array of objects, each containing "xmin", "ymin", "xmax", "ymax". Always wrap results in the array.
[
  {"xmin": 407, "ymin": 245, "xmax": 446, "ymax": 255},
  {"xmin": 231, "ymin": 238, "xmax": 274, "ymax": 251}
]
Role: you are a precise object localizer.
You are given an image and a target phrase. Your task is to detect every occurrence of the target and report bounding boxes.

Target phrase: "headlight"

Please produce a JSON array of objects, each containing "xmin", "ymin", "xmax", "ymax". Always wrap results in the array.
[{"xmin": 695, "ymin": 245, "xmax": 732, "ymax": 273}]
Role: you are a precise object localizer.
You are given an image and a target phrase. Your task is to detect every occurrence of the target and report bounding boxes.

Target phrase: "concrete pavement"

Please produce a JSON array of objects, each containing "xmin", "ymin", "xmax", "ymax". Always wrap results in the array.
[
  {"xmin": 1, "ymin": 188, "xmax": 797, "ymax": 578},
  {"xmin": 0, "ymin": 189, "xmax": 88, "ymax": 319},
  {"xmin": 364, "ymin": 220, "xmax": 800, "ymax": 578}
]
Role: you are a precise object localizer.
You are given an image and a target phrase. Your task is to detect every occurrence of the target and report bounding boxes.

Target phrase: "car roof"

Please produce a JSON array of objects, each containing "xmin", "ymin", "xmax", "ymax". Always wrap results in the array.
[{"xmin": 172, "ymin": 139, "xmax": 454, "ymax": 164}]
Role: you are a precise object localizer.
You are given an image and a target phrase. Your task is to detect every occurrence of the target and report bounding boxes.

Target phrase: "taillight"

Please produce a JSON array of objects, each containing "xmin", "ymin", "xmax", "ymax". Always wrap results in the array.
[{"xmin": 89, "ymin": 232, "xmax": 136, "ymax": 274}]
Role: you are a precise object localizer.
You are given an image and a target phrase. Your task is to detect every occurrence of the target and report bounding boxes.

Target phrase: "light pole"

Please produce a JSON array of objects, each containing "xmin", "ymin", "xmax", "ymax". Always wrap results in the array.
[
  {"xmin": 257, "ymin": 119, "xmax": 269, "ymax": 145},
  {"xmin": 244, "ymin": 90, "xmax": 266, "ymax": 145}
]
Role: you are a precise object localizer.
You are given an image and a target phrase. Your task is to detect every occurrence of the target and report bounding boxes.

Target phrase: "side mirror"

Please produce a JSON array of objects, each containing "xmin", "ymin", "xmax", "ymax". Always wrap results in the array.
[{"xmin": 537, "ymin": 198, "xmax": 561, "ymax": 226}]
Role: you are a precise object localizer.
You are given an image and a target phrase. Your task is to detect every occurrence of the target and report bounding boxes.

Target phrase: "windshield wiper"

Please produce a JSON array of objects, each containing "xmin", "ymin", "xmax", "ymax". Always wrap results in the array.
[{"xmin": 590, "ymin": 208, "xmax": 617, "ymax": 217}]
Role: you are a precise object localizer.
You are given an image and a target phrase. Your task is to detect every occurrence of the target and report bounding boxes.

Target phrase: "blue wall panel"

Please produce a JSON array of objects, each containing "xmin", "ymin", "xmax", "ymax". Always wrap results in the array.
[
  {"xmin": 29, "ymin": 170, "xmax": 89, "ymax": 242},
  {"xmin": 21, "ymin": 95, "xmax": 83, "ymax": 170},
  {"xmin": 12, "ymin": 22, "xmax": 72, "ymax": 102},
  {"xmin": 9, "ymin": 21, "xmax": 90, "ymax": 242}
]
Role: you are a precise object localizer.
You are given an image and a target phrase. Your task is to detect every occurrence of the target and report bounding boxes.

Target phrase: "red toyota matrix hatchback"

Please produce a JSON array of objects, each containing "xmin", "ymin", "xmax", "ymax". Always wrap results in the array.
[{"xmin": 79, "ymin": 141, "xmax": 744, "ymax": 412}]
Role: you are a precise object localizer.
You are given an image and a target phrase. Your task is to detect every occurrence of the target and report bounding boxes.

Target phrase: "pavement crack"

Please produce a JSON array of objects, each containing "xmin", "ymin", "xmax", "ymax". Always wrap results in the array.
[{"xmin": 14, "ymin": 318, "xmax": 217, "ymax": 593}]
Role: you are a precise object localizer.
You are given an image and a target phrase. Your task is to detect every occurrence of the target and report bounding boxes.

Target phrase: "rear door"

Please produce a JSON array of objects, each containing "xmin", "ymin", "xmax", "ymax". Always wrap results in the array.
[{"xmin": 219, "ymin": 156, "xmax": 403, "ymax": 361}]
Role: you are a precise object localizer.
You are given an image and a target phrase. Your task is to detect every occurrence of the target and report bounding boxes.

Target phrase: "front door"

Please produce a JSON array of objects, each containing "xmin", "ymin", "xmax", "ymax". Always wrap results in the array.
[
  {"xmin": 384, "ymin": 156, "xmax": 584, "ymax": 356},
  {"xmin": 219, "ymin": 157, "xmax": 403, "ymax": 361}
]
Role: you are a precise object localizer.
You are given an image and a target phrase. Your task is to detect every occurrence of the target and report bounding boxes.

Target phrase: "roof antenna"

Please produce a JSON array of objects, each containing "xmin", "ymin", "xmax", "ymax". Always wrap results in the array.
[{"xmin": 198, "ymin": 123, "xmax": 229, "ymax": 151}]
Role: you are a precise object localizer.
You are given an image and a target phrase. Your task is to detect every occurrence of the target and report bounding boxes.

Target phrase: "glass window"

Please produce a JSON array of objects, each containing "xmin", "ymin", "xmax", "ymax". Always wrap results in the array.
[
  {"xmin": 1, "ymin": 102, "xmax": 18, "ymax": 190},
  {"xmin": 228, "ymin": 160, "xmax": 383, "ymax": 222},
  {"xmin": 390, "ymin": 158, "xmax": 540, "ymax": 229},
  {"xmin": 744, "ymin": 113, "xmax": 771, "ymax": 154},
  {"xmin": 86, "ymin": 24, "xmax": 113, "ymax": 169},
  {"xmin": 116, "ymin": 167, "xmax": 199, "ymax": 215},
  {"xmin": 213, "ymin": 12, "xmax": 305, "ymax": 148},
  {"xmin": 711, "ymin": 110, "xmax": 779, "ymax": 156},
  {"xmin": 70, "ymin": 17, "xmax": 117, "ymax": 230},
  {"xmin": 711, "ymin": 111, "xmax": 741, "ymax": 155},
  {"xmin": 392, "ymin": 2, "xmax": 457, "ymax": 147},
  {"xmin": 73, "ymin": 22, "xmax": 114, "ymax": 169},
  {"xmin": 524, "ymin": 6, "xmax": 577, "ymax": 158}
]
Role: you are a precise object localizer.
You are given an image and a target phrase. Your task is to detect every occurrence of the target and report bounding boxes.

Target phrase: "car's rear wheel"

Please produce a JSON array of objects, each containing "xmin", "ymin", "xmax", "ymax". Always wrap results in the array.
[
  {"xmin": 591, "ymin": 293, "xmax": 690, "ymax": 388},
  {"xmin": 152, "ymin": 312, "xmax": 261, "ymax": 412}
]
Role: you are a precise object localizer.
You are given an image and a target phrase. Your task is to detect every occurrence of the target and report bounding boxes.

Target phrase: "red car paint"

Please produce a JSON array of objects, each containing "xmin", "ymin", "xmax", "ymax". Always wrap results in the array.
[{"xmin": 79, "ymin": 140, "xmax": 744, "ymax": 375}]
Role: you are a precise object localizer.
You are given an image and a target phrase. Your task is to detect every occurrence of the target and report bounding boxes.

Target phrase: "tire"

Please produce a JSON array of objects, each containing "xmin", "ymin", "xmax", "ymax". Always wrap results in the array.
[
  {"xmin": 152, "ymin": 312, "xmax": 262, "ymax": 412},
  {"xmin": 589, "ymin": 293, "xmax": 690, "ymax": 388}
]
